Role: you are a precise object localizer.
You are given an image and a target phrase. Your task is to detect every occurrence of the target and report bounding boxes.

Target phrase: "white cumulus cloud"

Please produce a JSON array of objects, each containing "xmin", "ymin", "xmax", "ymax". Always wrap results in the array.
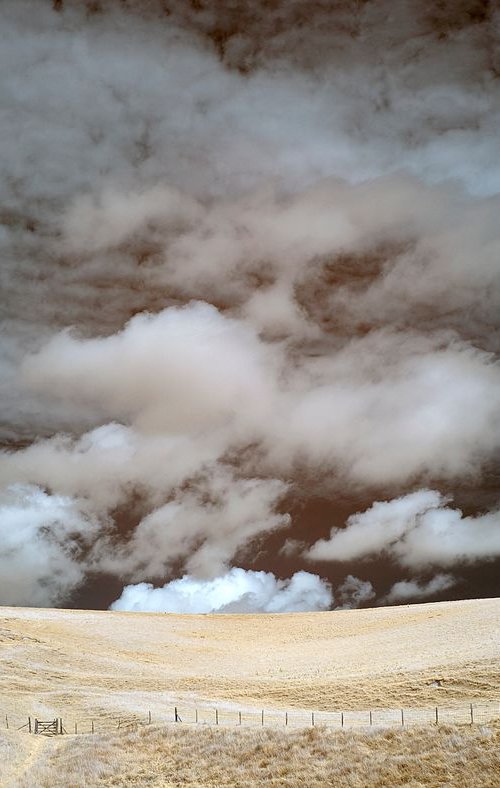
[
  {"xmin": 306, "ymin": 490, "xmax": 500, "ymax": 569},
  {"xmin": 0, "ymin": 484, "xmax": 102, "ymax": 606},
  {"xmin": 110, "ymin": 567, "xmax": 333, "ymax": 614}
]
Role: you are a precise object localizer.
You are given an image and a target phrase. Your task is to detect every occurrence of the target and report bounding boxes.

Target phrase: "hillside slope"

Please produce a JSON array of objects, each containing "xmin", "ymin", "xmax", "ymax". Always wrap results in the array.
[{"xmin": 0, "ymin": 598, "xmax": 499, "ymax": 725}]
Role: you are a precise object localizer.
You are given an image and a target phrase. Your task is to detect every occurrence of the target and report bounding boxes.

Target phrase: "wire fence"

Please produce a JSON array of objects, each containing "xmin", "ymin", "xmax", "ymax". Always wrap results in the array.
[{"xmin": 2, "ymin": 701, "xmax": 499, "ymax": 736}]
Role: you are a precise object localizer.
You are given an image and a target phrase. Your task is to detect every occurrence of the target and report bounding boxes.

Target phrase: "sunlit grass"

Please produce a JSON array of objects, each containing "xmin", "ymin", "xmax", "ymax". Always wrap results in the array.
[{"xmin": 8, "ymin": 721, "xmax": 500, "ymax": 787}]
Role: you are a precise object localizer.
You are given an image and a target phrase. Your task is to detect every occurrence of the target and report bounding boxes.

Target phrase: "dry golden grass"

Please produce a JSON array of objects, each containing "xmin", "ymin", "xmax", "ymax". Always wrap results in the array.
[
  {"xmin": 1, "ymin": 598, "xmax": 500, "ymax": 785},
  {"xmin": 0, "ymin": 598, "xmax": 499, "ymax": 726},
  {"xmin": 3, "ymin": 721, "xmax": 500, "ymax": 787}
]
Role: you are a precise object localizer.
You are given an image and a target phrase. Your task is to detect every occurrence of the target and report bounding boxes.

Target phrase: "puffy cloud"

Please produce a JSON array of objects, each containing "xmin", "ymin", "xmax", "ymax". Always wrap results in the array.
[
  {"xmin": 14, "ymin": 317, "xmax": 500, "ymax": 499},
  {"xmin": 110, "ymin": 567, "xmax": 333, "ymax": 614},
  {"xmin": 97, "ymin": 468, "xmax": 290, "ymax": 580},
  {"xmin": 22, "ymin": 301, "xmax": 279, "ymax": 434},
  {"xmin": 307, "ymin": 490, "xmax": 500, "ymax": 569},
  {"xmin": 0, "ymin": 485, "xmax": 102, "ymax": 607},
  {"xmin": 274, "ymin": 332, "xmax": 500, "ymax": 485},
  {"xmin": 335, "ymin": 575, "xmax": 376, "ymax": 609},
  {"xmin": 384, "ymin": 574, "xmax": 457, "ymax": 604}
]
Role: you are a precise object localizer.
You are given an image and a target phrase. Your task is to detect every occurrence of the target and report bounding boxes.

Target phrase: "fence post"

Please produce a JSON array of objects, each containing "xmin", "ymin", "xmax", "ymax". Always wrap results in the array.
[
  {"xmin": 5, "ymin": 715, "xmax": 8, "ymax": 729},
  {"xmin": 17, "ymin": 702, "xmax": 473, "ymax": 736},
  {"xmin": 195, "ymin": 709, "xmax": 198, "ymax": 724}
]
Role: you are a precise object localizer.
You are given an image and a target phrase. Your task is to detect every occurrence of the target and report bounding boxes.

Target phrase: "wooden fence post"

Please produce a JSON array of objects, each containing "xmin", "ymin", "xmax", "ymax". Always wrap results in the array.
[
  {"xmin": 195, "ymin": 709, "xmax": 198, "ymax": 724},
  {"xmin": 5, "ymin": 715, "xmax": 8, "ymax": 729},
  {"xmin": 17, "ymin": 701, "xmax": 483, "ymax": 737}
]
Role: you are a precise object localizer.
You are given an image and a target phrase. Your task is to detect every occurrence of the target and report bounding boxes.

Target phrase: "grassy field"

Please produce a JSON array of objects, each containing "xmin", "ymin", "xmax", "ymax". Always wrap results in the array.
[
  {"xmin": 2, "ymin": 721, "xmax": 500, "ymax": 786},
  {"xmin": 1, "ymin": 598, "xmax": 499, "ymax": 785},
  {"xmin": 0, "ymin": 598, "xmax": 499, "ymax": 725}
]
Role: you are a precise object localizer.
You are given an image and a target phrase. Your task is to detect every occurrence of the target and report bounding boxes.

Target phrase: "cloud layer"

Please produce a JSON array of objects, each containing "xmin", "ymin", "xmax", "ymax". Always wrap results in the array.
[{"xmin": 0, "ymin": 1, "xmax": 499, "ymax": 609}]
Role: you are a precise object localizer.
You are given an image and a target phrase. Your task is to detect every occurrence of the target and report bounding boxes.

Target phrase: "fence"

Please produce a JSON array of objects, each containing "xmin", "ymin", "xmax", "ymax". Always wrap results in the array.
[{"xmin": 2, "ymin": 701, "xmax": 499, "ymax": 736}]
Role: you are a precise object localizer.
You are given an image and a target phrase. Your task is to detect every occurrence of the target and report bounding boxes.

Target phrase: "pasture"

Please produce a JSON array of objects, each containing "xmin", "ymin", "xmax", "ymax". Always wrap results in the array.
[{"xmin": 1, "ymin": 598, "xmax": 499, "ymax": 785}]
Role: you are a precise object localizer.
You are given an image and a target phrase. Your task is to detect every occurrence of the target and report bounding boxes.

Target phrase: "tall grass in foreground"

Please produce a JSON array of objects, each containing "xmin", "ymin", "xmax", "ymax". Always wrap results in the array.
[{"xmin": 7, "ymin": 721, "xmax": 500, "ymax": 787}]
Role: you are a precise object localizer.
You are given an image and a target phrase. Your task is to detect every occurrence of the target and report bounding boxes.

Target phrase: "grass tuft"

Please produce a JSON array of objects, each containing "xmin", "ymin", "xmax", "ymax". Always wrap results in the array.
[{"xmin": 3, "ymin": 721, "xmax": 500, "ymax": 787}]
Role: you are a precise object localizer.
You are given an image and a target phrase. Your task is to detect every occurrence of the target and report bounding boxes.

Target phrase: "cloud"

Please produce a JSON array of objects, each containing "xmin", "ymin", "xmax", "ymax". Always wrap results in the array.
[
  {"xmin": 96, "ymin": 467, "xmax": 290, "ymax": 580},
  {"xmin": 0, "ymin": 484, "xmax": 102, "ymax": 607},
  {"xmin": 306, "ymin": 490, "xmax": 500, "ymax": 569},
  {"xmin": 14, "ymin": 314, "xmax": 500, "ymax": 499},
  {"xmin": 383, "ymin": 574, "xmax": 457, "ymax": 604},
  {"xmin": 22, "ymin": 301, "xmax": 279, "ymax": 434},
  {"xmin": 0, "ymin": 0, "xmax": 500, "ymax": 606},
  {"xmin": 335, "ymin": 575, "xmax": 376, "ymax": 609},
  {"xmin": 110, "ymin": 567, "xmax": 333, "ymax": 614},
  {"xmin": 272, "ymin": 332, "xmax": 500, "ymax": 485}
]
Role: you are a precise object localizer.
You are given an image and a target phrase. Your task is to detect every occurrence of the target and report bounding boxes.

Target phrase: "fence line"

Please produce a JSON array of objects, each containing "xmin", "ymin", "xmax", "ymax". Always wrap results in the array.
[{"xmin": 2, "ymin": 700, "xmax": 499, "ymax": 737}]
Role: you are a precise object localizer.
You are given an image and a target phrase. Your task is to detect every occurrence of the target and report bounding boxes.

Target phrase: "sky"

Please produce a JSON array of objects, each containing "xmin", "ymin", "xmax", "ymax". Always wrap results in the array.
[{"xmin": 1, "ymin": 0, "xmax": 499, "ymax": 613}]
